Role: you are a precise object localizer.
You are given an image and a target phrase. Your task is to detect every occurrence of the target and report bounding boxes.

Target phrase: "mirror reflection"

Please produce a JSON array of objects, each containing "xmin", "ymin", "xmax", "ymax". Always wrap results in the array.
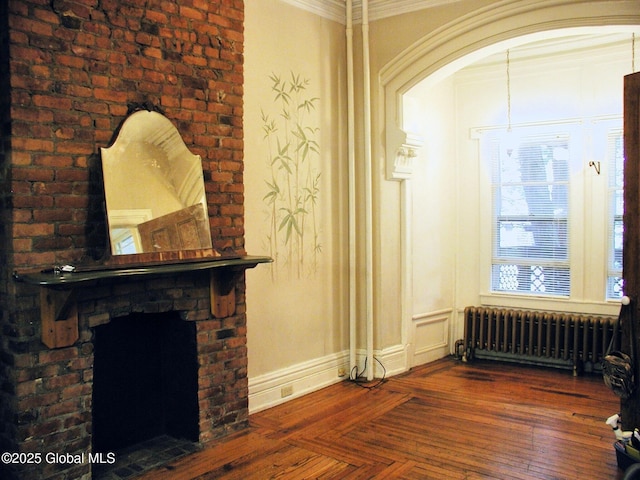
[{"xmin": 101, "ymin": 110, "xmax": 213, "ymax": 256}]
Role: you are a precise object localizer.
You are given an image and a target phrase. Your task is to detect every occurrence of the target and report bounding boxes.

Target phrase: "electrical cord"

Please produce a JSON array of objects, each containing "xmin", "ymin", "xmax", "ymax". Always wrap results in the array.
[{"xmin": 349, "ymin": 356, "xmax": 386, "ymax": 390}]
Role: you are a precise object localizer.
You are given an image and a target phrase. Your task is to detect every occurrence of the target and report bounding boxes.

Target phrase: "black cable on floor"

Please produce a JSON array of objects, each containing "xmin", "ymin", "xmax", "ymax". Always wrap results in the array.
[{"xmin": 349, "ymin": 356, "xmax": 386, "ymax": 389}]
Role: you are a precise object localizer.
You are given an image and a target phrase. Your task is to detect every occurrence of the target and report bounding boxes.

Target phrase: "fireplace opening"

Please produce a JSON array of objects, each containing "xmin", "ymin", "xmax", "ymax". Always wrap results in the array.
[{"xmin": 92, "ymin": 311, "xmax": 199, "ymax": 456}]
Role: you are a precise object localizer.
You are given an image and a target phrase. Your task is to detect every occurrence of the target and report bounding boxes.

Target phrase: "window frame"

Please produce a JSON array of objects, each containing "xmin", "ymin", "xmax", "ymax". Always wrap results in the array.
[
  {"xmin": 605, "ymin": 125, "xmax": 624, "ymax": 300},
  {"xmin": 475, "ymin": 118, "xmax": 621, "ymax": 313}
]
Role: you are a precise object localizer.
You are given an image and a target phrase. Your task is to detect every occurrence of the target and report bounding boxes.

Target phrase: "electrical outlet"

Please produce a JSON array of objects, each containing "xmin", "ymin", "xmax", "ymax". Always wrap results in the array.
[
  {"xmin": 338, "ymin": 367, "xmax": 346, "ymax": 377},
  {"xmin": 281, "ymin": 385, "xmax": 293, "ymax": 398}
]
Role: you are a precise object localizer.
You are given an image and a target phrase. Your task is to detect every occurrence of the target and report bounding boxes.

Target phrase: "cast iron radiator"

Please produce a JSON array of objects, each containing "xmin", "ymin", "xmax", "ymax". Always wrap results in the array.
[{"xmin": 461, "ymin": 306, "xmax": 619, "ymax": 374}]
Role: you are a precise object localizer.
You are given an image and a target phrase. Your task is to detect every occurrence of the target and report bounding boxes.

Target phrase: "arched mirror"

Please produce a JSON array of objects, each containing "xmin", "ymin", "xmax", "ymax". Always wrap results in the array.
[{"xmin": 101, "ymin": 110, "xmax": 214, "ymax": 260}]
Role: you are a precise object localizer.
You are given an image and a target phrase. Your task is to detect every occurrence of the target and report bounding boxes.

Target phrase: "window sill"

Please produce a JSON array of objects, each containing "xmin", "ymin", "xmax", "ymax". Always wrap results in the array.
[{"xmin": 479, "ymin": 293, "xmax": 621, "ymax": 317}]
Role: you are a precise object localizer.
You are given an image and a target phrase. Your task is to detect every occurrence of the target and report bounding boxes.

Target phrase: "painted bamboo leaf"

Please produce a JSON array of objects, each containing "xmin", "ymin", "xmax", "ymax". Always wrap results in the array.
[
  {"xmin": 273, "ymin": 139, "xmax": 293, "ymax": 173},
  {"xmin": 298, "ymin": 97, "xmax": 319, "ymax": 114},
  {"xmin": 278, "ymin": 207, "xmax": 306, "ymax": 243},
  {"xmin": 293, "ymin": 125, "xmax": 319, "ymax": 160},
  {"xmin": 270, "ymin": 74, "xmax": 291, "ymax": 104},
  {"xmin": 263, "ymin": 179, "xmax": 280, "ymax": 204}
]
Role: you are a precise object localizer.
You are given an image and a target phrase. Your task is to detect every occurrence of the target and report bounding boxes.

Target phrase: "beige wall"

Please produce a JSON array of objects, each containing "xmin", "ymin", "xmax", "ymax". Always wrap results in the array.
[{"xmin": 244, "ymin": 0, "xmax": 348, "ymax": 411}]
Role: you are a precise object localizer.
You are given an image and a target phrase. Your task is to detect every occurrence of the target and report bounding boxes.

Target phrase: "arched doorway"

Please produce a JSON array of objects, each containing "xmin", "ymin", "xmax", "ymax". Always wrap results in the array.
[{"xmin": 375, "ymin": 0, "xmax": 640, "ymax": 370}]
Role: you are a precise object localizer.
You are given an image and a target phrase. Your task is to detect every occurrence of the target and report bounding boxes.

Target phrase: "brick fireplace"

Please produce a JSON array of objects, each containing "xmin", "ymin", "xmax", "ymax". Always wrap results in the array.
[{"xmin": 0, "ymin": 1, "xmax": 250, "ymax": 479}]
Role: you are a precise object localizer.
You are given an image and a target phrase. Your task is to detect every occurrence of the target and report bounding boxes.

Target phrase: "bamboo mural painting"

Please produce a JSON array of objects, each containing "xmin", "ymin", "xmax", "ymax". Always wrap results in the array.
[{"xmin": 261, "ymin": 72, "xmax": 322, "ymax": 279}]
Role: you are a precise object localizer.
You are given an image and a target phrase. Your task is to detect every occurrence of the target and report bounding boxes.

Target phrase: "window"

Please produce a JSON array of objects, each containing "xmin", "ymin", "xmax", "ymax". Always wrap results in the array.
[
  {"xmin": 607, "ymin": 129, "xmax": 624, "ymax": 299},
  {"xmin": 490, "ymin": 131, "xmax": 570, "ymax": 296},
  {"xmin": 112, "ymin": 229, "xmax": 138, "ymax": 255},
  {"xmin": 483, "ymin": 119, "xmax": 622, "ymax": 301}
]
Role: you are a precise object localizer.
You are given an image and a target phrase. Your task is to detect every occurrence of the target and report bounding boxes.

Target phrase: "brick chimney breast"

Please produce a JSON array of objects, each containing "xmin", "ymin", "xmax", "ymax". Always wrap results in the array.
[{"xmin": 0, "ymin": 1, "xmax": 247, "ymax": 478}]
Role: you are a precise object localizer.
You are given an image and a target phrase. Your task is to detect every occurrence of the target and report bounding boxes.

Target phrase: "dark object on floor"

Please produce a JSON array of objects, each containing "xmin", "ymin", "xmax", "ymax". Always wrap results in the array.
[
  {"xmin": 624, "ymin": 463, "xmax": 640, "ymax": 479},
  {"xmin": 616, "ymin": 441, "xmax": 639, "ymax": 471}
]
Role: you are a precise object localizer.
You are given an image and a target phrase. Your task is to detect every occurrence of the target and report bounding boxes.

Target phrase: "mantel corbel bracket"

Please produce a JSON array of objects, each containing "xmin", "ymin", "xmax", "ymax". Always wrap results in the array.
[
  {"xmin": 209, "ymin": 267, "xmax": 247, "ymax": 318},
  {"xmin": 40, "ymin": 287, "xmax": 79, "ymax": 349}
]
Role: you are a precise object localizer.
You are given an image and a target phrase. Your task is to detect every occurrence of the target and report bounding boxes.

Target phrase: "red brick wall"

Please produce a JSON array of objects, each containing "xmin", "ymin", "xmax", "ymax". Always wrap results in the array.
[
  {"xmin": 6, "ymin": 0, "xmax": 245, "ymax": 266},
  {"xmin": 0, "ymin": 1, "xmax": 246, "ymax": 478}
]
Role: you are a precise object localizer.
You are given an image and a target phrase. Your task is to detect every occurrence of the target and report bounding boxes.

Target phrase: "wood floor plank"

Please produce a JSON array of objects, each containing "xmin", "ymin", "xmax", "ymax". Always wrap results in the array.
[{"xmin": 137, "ymin": 358, "xmax": 625, "ymax": 480}]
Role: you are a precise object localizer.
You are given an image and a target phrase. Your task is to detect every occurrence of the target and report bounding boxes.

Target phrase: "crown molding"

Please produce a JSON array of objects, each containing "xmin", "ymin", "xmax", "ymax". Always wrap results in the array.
[
  {"xmin": 278, "ymin": 0, "xmax": 346, "ymax": 23},
  {"xmin": 355, "ymin": 0, "xmax": 462, "ymax": 22},
  {"xmin": 279, "ymin": 0, "xmax": 461, "ymax": 24}
]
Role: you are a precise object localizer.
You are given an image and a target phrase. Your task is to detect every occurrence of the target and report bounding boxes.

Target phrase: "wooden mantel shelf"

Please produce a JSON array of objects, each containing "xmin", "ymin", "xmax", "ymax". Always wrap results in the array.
[
  {"xmin": 13, "ymin": 255, "xmax": 272, "ymax": 349},
  {"xmin": 13, "ymin": 255, "xmax": 272, "ymax": 286}
]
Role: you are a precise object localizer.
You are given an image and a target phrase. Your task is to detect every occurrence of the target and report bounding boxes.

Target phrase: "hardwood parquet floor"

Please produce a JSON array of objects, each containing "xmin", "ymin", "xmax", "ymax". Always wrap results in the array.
[{"xmin": 136, "ymin": 357, "xmax": 626, "ymax": 479}]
